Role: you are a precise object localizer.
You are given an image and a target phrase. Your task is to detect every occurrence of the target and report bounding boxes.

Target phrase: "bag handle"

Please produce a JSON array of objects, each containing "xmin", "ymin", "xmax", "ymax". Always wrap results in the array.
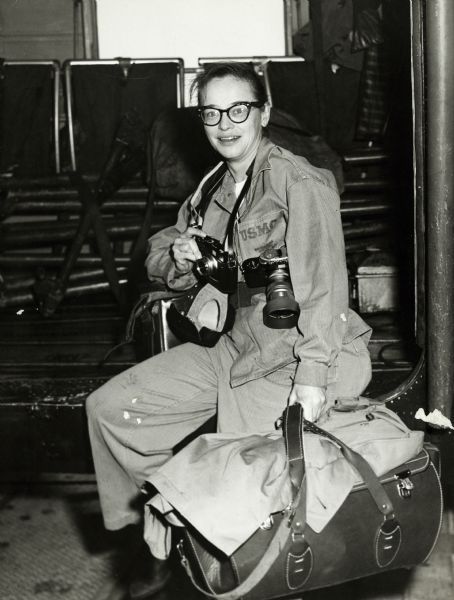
[{"xmin": 180, "ymin": 403, "xmax": 396, "ymax": 600}]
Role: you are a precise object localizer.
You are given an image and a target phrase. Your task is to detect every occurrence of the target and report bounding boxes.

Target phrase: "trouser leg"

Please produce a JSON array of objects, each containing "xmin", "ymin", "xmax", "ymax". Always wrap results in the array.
[
  {"xmin": 143, "ymin": 337, "xmax": 295, "ymax": 559},
  {"xmin": 86, "ymin": 342, "xmax": 218, "ymax": 531}
]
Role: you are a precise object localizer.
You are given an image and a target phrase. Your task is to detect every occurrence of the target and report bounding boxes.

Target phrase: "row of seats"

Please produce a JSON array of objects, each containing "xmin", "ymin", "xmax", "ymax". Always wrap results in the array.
[{"xmin": 0, "ymin": 56, "xmax": 310, "ymax": 177}]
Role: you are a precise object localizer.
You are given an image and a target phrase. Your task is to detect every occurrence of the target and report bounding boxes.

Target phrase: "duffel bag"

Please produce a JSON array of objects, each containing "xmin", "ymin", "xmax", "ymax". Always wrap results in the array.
[{"xmin": 176, "ymin": 403, "xmax": 443, "ymax": 600}]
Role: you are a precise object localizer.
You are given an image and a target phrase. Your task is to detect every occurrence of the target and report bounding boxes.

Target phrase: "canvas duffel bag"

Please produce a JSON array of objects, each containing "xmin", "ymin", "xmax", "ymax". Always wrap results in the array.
[{"xmin": 176, "ymin": 403, "xmax": 443, "ymax": 600}]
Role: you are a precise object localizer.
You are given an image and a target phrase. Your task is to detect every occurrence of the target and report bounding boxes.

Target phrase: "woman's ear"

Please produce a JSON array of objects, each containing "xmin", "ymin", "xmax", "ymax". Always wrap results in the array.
[{"xmin": 261, "ymin": 102, "xmax": 271, "ymax": 128}]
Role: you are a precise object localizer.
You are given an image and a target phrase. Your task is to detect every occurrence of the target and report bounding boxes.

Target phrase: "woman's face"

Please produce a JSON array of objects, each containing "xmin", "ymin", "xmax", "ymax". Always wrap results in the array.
[{"xmin": 200, "ymin": 75, "xmax": 270, "ymax": 177}]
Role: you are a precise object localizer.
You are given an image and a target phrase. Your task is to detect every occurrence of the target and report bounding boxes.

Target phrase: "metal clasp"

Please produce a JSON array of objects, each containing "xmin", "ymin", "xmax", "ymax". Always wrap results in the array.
[
  {"xmin": 259, "ymin": 515, "xmax": 274, "ymax": 530},
  {"xmin": 397, "ymin": 477, "xmax": 414, "ymax": 498},
  {"xmin": 291, "ymin": 528, "xmax": 305, "ymax": 543},
  {"xmin": 176, "ymin": 540, "xmax": 188, "ymax": 567}
]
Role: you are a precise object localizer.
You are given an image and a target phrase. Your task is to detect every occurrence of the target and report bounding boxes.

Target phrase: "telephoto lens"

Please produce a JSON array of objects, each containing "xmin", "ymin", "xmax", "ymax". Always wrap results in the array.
[
  {"xmin": 242, "ymin": 247, "xmax": 300, "ymax": 329},
  {"xmin": 262, "ymin": 263, "xmax": 300, "ymax": 329}
]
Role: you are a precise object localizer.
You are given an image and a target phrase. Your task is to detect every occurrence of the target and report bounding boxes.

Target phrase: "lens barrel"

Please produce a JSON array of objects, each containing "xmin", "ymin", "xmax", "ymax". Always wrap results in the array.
[
  {"xmin": 194, "ymin": 255, "xmax": 218, "ymax": 278},
  {"xmin": 263, "ymin": 267, "xmax": 300, "ymax": 329}
]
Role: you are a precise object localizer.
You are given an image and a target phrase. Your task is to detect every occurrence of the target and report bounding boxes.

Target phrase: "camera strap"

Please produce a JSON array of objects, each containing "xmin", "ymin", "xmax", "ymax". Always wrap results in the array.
[
  {"xmin": 191, "ymin": 163, "xmax": 228, "ymax": 224},
  {"xmin": 193, "ymin": 160, "xmax": 254, "ymax": 262},
  {"xmin": 224, "ymin": 163, "xmax": 254, "ymax": 258}
]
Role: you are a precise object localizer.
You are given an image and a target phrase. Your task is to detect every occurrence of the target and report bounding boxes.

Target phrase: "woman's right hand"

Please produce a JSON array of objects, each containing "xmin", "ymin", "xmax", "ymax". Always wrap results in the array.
[{"xmin": 172, "ymin": 226, "xmax": 206, "ymax": 273}]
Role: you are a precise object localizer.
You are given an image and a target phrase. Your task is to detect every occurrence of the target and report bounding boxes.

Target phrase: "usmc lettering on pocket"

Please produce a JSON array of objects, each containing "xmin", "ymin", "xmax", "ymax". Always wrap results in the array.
[
  {"xmin": 237, "ymin": 210, "xmax": 286, "ymax": 256},
  {"xmin": 239, "ymin": 219, "xmax": 277, "ymax": 240}
]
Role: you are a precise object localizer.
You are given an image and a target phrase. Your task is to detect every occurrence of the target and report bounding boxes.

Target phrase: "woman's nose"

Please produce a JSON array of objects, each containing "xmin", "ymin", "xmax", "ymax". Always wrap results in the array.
[{"xmin": 218, "ymin": 112, "xmax": 233, "ymax": 130}]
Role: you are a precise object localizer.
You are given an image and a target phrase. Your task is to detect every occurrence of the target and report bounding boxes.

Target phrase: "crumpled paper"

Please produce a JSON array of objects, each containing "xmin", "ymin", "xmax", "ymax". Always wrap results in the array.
[{"xmin": 415, "ymin": 408, "xmax": 454, "ymax": 430}]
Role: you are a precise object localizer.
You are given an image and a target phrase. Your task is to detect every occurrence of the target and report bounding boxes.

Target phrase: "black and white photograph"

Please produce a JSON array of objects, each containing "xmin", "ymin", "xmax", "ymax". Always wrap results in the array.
[{"xmin": 0, "ymin": 1, "xmax": 453, "ymax": 599}]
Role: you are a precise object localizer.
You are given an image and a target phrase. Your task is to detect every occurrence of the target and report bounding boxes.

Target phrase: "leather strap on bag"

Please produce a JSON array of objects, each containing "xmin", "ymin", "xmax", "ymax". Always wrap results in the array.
[
  {"xmin": 180, "ymin": 403, "xmax": 397, "ymax": 600},
  {"xmin": 302, "ymin": 418, "xmax": 395, "ymax": 518},
  {"xmin": 180, "ymin": 403, "xmax": 305, "ymax": 600}
]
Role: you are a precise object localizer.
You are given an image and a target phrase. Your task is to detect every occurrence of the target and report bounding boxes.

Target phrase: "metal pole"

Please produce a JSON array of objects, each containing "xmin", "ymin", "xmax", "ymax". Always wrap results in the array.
[
  {"xmin": 65, "ymin": 65, "xmax": 77, "ymax": 172},
  {"xmin": 89, "ymin": 0, "xmax": 100, "ymax": 58},
  {"xmin": 283, "ymin": 0, "xmax": 295, "ymax": 55},
  {"xmin": 53, "ymin": 63, "xmax": 61, "ymax": 173},
  {"xmin": 73, "ymin": 0, "xmax": 80, "ymax": 58},
  {"xmin": 81, "ymin": 0, "xmax": 99, "ymax": 59},
  {"xmin": 410, "ymin": 0, "xmax": 425, "ymax": 348},
  {"xmin": 426, "ymin": 0, "xmax": 454, "ymax": 417}
]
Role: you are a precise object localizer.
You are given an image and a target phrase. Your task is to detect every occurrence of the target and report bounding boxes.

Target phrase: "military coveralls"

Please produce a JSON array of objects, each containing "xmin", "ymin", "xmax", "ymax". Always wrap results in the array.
[{"xmin": 86, "ymin": 137, "xmax": 372, "ymax": 557}]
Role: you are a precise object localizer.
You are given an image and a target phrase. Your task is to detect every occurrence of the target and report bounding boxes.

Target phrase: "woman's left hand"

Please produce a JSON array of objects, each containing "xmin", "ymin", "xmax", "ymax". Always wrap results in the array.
[{"xmin": 289, "ymin": 384, "xmax": 326, "ymax": 422}]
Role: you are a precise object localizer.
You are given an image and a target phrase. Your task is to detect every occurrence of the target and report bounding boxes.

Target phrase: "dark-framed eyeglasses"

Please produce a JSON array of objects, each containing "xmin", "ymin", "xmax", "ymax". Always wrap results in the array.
[{"xmin": 198, "ymin": 101, "xmax": 264, "ymax": 126}]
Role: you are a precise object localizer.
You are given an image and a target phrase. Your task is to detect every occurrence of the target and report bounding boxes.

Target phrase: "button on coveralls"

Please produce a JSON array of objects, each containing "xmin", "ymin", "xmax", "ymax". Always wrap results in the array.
[{"xmin": 86, "ymin": 138, "xmax": 372, "ymax": 558}]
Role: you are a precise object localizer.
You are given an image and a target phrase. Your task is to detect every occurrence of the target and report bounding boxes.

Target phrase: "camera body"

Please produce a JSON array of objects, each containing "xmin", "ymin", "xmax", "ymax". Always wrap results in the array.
[
  {"xmin": 193, "ymin": 235, "xmax": 238, "ymax": 294},
  {"xmin": 242, "ymin": 247, "xmax": 300, "ymax": 329},
  {"xmin": 192, "ymin": 235, "xmax": 300, "ymax": 329}
]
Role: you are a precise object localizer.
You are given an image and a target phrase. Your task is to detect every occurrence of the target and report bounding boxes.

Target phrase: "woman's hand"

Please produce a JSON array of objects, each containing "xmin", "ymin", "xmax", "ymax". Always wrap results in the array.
[
  {"xmin": 172, "ymin": 227, "xmax": 206, "ymax": 273},
  {"xmin": 289, "ymin": 384, "xmax": 327, "ymax": 422}
]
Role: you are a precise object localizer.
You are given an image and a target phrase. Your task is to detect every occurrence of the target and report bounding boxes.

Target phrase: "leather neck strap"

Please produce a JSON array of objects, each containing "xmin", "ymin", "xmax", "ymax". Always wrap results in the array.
[
  {"xmin": 224, "ymin": 166, "xmax": 253, "ymax": 258},
  {"xmin": 195, "ymin": 163, "xmax": 228, "ymax": 219},
  {"xmin": 195, "ymin": 161, "xmax": 254, "ymax": 258}
]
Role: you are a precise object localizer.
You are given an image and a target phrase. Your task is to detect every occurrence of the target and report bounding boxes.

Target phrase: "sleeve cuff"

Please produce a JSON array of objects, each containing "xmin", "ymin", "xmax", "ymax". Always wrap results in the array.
[
  {"xmin": 293, "ymin": 361, "xmax": 328, "ymax": 388},
  {"xmin": 166, "ymin": 264, "xmax": 197, "ymax": 291}
]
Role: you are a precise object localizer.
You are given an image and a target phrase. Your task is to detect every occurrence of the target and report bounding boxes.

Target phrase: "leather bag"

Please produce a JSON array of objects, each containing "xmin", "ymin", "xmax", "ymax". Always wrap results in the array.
[{"xmin": 176, "ymin": 403, "xmax": 443, "ymax": 600}]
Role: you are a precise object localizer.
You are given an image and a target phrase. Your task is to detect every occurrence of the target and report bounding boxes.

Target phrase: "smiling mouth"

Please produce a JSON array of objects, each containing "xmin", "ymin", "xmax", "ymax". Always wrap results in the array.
[{"xmin": 218, "ymin": 136, "xmax": 240, "ymax": 143}]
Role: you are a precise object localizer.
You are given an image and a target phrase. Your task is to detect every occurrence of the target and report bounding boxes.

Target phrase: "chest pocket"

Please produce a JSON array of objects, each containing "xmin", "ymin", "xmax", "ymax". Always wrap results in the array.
[{"xmin": 235, "ymin": 209, "xmax": 286, "ymax": 261}]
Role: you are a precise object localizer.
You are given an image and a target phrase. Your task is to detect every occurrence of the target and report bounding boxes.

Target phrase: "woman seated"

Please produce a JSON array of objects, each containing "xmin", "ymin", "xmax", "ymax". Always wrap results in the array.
[{"xmin": 86, "ymin": 62, "xmax": 372, "ymax": 599}]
